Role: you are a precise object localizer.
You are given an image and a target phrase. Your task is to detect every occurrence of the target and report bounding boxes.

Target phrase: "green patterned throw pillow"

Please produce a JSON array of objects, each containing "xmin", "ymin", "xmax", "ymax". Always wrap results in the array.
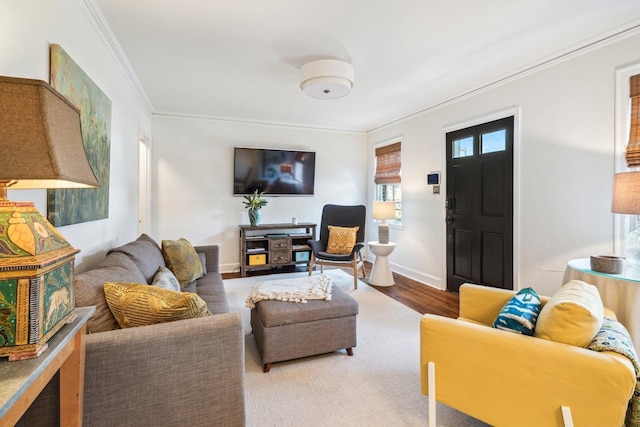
[
  {"xmin": 161, "ymin": 238, "xmax": 204, "ymax": 288},
  {"xmin": 104, "ymin": 282, "xmax": 211, "ymax": 329},
  {"xmin": 492, "ymin": 287, "xmax": 542, "ymax": 336}
]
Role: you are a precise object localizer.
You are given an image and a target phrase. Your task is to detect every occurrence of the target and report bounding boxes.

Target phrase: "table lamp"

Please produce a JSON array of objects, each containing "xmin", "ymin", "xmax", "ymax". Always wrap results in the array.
[
  {"xmin": 612, "ymin": 171, "xmax": 640, "ymax": 272},
  {"xmin": 373, "ymin": 201, "xmax": 395, "ymax": 244},
  {"xmin": 0, "ymin": 76, "xmax": 99, "ymax": 360}
]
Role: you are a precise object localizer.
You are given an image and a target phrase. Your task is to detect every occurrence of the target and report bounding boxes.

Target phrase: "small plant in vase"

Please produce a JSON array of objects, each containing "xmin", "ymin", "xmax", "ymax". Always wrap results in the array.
[{"xmin": 243, "ymin": 189, "xmax": 268, "ymax": 226}]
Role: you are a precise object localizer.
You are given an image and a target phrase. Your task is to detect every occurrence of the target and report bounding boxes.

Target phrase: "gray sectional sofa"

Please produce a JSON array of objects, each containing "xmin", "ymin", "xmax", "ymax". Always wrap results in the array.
[{"xmin": 18, "ymin": 234, "xmax": 246, "ymax": 427}]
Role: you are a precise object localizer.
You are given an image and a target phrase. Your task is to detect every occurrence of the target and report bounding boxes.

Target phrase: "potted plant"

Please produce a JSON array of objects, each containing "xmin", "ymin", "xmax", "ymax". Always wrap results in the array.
[{"xmin": 243, "ymin": 189, "xmax": 268, "ymax": 226}]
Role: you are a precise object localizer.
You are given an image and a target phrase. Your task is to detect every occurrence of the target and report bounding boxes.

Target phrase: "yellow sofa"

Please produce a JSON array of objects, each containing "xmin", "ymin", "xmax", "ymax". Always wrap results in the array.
[{"xmin": 420, "ymin": 283, "xmax": 636, "ymax": 427}]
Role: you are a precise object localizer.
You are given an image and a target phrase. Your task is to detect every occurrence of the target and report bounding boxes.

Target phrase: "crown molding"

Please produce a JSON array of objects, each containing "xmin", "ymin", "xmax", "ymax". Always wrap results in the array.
[{"xmin": 80, "ymin": 0, "xmax": 153, "ymax": 113}]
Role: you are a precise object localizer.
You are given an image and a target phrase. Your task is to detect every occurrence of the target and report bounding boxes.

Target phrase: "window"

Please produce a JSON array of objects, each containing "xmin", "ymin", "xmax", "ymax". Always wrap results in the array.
[
  {"xmin": 374, "ymin": 142, "xmax": 402, "ymax": 223},
  {"xmin": 626, "ymin": 74, "xmax": 640, "ymax": 166},
  {"xmin": 481, "ymin": 129, "xmax": 506, "ymax": 154},
  {"xmin": 453, "ymin": 136, "xmax": 474, "ymax": 158}
]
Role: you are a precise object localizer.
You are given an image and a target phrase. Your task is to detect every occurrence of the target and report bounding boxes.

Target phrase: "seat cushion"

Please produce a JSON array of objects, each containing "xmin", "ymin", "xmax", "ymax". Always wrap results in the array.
[
  {"xmin": 255, "ymin": 286, "xmax": 358, "ymax": 327},
  {"xmin": 534, "ymin": 280, "xmax": 604, "ymax": 347},
  {"xmin": 316, "ymin": 251, "xmax": 354, "ymax": 262},
  {"xmin": 107, "ymin": 234, "xmax": 166, "ymax": 284},
  {"xmin": 182, "ymin": 273, "xmax": 230, "ymax": 315}
]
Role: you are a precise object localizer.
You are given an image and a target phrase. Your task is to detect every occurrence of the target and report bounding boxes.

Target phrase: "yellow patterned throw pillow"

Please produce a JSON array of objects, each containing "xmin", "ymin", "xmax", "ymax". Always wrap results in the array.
[
  {"xmin": 161, "ymin": 238, "xmax": 204, "ymax": 288},
  {"xmin": 326, "ymin": 225, "xmax": 359, "ymax": 254},
  {"xmin": 104, "ymin": 282, "xmax": 211, "ymax": 329}
]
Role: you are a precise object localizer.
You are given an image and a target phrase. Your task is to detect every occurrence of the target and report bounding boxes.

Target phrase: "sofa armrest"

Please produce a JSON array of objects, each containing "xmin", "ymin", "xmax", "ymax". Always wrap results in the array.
[
  {"xmin": 195, "ymin": 244, "xmax": 220, "ymax": 273},
  {"xmin": 20, "ymin": 313, "xmax": 245, "ymax": 427},
  {"xmin": 458, "ymin": 283, "xmax": 517, "ymax": 325},
  {"xmin": 82, "ymin": 312, "xmax": 244, "ymax": 426},
  {"xmin": 420, "ymin": 314, "xmax": 635, "ymax": 427}
]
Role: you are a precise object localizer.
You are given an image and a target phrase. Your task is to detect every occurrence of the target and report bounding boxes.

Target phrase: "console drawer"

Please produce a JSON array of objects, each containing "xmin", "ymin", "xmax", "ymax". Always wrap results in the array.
[
  {"xmin": 270, "ymin": 238, "xmax": 290, "ymax": 250},
  {"xmin": 271, "ymin": 250, "xmax": 291, "ymax": 264}
]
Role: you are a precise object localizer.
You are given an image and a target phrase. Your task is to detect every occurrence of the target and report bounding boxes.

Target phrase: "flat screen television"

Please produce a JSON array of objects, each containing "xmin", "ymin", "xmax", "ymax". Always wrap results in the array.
[{"xmin": 233, "ymin": 147, "xmax": 316, "ymax": 196}]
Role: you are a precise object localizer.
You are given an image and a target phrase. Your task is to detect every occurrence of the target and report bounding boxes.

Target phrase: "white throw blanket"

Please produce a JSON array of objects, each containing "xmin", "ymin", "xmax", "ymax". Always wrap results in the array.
[{"xmin": 245, "ymin": 274, "xmax": 333, "ymax": 309}]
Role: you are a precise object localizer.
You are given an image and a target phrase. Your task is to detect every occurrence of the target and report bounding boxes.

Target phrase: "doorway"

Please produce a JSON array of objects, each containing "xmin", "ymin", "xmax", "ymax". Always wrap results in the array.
[
  {"xmin": 138, "ymin": 131, "xmax": 150, "ymax": 236},
  {"xmin": 445, "ymin": 116, "xmax": 514, "ymax": 292}
]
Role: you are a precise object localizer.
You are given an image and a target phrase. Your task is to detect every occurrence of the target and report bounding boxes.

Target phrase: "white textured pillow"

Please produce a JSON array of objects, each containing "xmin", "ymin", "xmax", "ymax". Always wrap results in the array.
[{"xmin": 534, "ymin": 280, "xmax": 604, "ymax": 347}]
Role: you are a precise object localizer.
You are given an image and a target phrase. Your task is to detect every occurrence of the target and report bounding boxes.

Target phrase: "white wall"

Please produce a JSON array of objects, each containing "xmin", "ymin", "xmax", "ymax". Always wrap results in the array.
[
  {"xmin": 150, "ymin": 116, "xmax": 368, "ymax": 272},
  {"xmin": 368, "ymin": 31, "xmax": 640, "ymax": 296},
  {"xmin": 1, "ymin": 0, "xmax": 151, "ymax": 272}
]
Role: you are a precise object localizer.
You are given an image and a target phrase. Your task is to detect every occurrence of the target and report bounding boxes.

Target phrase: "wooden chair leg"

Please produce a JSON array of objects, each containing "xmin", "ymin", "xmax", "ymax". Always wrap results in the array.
[
  {"xmin": 308, "ymin": 257, "xmax": 315, "ymax": 276},
  {"xmin": 352, "ymin": 255, "xmax": 358, "ymax": 289}
]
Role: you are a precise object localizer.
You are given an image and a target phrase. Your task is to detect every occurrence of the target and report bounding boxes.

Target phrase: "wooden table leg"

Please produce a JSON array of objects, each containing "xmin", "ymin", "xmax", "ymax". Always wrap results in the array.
[{"xmin": 59, "ymin": 324, "xmax": 87, "ymax": 427}]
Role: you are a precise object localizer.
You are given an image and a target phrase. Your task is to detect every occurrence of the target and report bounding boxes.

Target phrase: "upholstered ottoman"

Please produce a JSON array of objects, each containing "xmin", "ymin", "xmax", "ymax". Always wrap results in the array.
[{"xmin": 250, "ymin": 286, "xmax": 358, "ymax": 372}]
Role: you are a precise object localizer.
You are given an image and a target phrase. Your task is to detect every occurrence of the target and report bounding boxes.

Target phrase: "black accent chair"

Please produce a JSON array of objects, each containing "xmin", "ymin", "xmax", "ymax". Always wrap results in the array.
[{"xmin": 307, "ymin": 204, "xmax": 367, "ymax": 289}]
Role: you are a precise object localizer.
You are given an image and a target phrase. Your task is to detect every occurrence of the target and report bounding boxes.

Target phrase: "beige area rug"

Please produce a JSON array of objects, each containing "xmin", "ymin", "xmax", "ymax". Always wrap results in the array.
[{"xmin": 224, "ymin": 269, "xmax": 489, "ymax": 427}]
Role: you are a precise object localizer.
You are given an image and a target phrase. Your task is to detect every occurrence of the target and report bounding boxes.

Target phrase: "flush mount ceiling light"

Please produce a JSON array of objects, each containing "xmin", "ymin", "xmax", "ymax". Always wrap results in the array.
[{"xmin": 300, "ymin": 59, "xmax": 354, "ymax": 100}]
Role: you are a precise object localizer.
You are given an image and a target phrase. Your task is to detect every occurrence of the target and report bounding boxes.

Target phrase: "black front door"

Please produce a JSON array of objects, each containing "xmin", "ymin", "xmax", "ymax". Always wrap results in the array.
[{"xmin": 446, "ymin": 116, "xmax": 514, "ymax": 292}]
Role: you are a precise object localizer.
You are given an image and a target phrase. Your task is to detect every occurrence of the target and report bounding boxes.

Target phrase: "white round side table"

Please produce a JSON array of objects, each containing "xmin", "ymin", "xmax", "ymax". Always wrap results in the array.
[{"xmin": 368, "ymin": 241, "xmax": 396, "ymax": 286}]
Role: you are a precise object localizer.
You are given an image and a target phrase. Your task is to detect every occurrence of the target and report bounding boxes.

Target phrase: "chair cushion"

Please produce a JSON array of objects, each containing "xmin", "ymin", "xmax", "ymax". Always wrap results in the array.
[
  {"xmin": 103, "ymin": 282, "xmax": 211, "ymax": 328},
  {"xmin": 161, "ymin": 238, "xmax": 205, "ymax": 288},
  {"xmin": 326, "ymin": 225, "xmax": 359, "ymax": 254},
  {"xmin": 151, "ymin": 266, "xmax": 181, "ymax": 291},
  {"xmin": 491, "ymin": 287, "xmax": 542, "ymax": 336},
  {"xmin": 534, "ymin": 280, "xmax": 604, "ymax": 347},
  {"xmin": 316, "ymin": 251, "xmax": 354, "ymax": 262}
]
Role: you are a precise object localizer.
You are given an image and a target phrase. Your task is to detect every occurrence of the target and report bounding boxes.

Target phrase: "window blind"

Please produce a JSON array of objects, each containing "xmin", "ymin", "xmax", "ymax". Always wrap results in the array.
[
  {"xmin": 626, "ymin": 74, "xmax": 640, "ymax": 167},
  {"xmin": 374, "ymin": 142, "xmax": 401, "ymax": 184}
]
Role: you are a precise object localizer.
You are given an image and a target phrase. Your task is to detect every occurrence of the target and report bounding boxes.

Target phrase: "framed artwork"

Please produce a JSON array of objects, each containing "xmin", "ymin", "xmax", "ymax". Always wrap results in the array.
[{"xmin": 48, "ymin": 44, "xmax": 111, "ymax": 226}]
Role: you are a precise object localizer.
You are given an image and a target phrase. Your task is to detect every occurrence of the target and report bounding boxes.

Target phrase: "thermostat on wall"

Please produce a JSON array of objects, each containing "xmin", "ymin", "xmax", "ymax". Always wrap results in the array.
[{"xmin": 427, "ymin": 172, "xmax": 440, "ymax": 185}]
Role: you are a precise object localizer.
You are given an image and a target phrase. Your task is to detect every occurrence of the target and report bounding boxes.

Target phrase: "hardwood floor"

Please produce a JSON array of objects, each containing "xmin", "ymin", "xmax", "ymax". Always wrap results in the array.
[{"xmin": 222, "ymin": 261, "xmax": 459, "ymax": 319}]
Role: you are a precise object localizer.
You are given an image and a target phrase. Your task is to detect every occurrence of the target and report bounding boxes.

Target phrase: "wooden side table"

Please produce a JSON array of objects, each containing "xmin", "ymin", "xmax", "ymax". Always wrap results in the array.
[{"xmin": 0, "ymin": 306, "xmax": 95, "ymax": 426}]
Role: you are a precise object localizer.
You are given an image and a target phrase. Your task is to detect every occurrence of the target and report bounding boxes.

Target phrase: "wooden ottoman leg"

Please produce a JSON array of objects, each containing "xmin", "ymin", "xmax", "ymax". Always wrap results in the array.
[
  {"xmin": 263, "ymin": 363, "xmax": 271, "ymax": 373},
  {"xmin": 346, "ymin": 348, "xmax": 353, "ymax": 356}
]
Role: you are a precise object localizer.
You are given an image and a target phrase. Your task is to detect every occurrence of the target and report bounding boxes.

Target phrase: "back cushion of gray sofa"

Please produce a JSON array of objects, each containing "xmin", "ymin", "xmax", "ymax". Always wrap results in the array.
[
  {"xmin": 107, "ymin": 234, "xmax": 166, "ymax": 284},
  {"xmin": 75, "ymin": 252, "xmax": 147, "ymax": 333}
]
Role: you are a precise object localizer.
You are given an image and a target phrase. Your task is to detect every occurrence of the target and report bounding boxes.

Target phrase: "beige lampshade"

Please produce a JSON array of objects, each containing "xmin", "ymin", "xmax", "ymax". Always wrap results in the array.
[
  {"xmin": 0, "ymin": 76, "xmax": 99, "ymax": 192},
  {"xmin": 373, "ymin": 201, "xmax": 396, "ymax": 221},
  {"xmin": 612, "ymin": 171, "xmax": 640, "ymax": 214}
]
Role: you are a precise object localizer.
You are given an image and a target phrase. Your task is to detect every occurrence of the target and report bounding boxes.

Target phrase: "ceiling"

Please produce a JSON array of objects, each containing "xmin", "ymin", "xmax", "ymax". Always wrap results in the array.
[{"xmin": 91, "ymin": 0, "xmax": 640, "ymax": 132}]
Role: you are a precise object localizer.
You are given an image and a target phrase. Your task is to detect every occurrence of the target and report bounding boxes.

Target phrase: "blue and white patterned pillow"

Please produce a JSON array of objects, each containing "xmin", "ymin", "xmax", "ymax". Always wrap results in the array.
[
  {"xmin": 151, "ymin": 266, "xmax": 181, "ymax": 292},
  {"xmin": 492, "ymin": 287, "xmax": 542, "ymax": 336}
]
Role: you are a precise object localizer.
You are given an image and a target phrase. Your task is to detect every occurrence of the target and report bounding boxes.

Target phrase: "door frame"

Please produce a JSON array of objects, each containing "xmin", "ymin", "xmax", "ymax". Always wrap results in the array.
[
  {"xmin": 138, "ymin": 131, "xmax": 151, "ymax": 236},
  {"xmin": 441, "ymin": 107, "xmax": 521, "ymax": 291}
]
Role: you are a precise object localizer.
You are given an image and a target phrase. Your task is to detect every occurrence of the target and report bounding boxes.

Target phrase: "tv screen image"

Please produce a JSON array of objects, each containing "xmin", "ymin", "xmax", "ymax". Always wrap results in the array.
[{"xmin": 233, "ymin": 147, "xmax": 316, "ymax": 196}]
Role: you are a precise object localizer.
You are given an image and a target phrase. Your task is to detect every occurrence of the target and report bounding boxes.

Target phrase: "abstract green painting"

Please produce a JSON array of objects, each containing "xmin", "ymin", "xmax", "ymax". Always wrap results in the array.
[{"xmin": 48, "ymin": 44, "xmax": 111, "ymax": 226}]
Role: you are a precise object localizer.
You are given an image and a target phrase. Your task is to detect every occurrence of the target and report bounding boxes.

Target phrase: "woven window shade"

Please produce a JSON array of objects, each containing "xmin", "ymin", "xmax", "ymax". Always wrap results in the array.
[
  {"xmin": 374, "ymin": 142, "xmax": 401, "ymax": 184},
  {"xmin": 626, "ymin": 74, "xmax": 640, "ymax": 167}
]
